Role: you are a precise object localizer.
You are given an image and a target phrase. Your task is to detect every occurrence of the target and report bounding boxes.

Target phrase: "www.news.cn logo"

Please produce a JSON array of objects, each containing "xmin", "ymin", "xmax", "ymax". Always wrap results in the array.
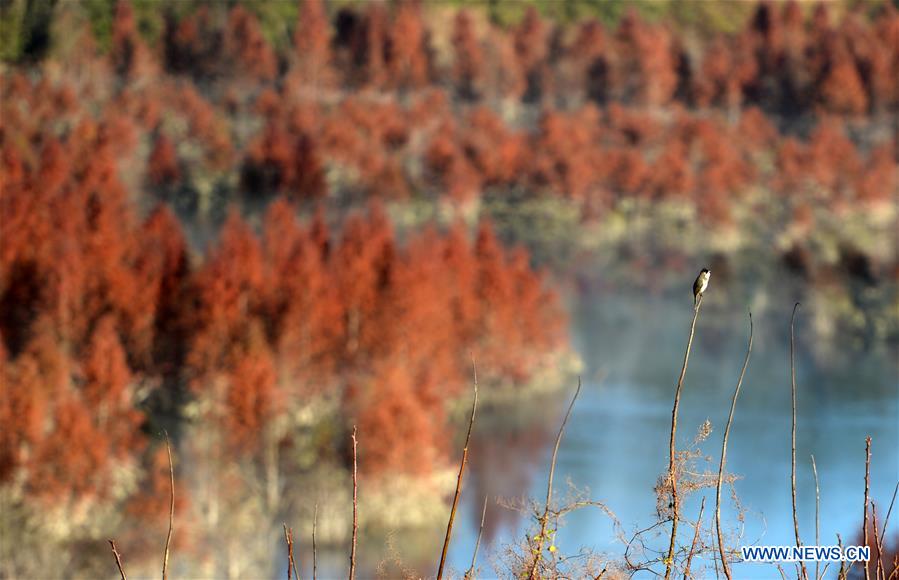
[{"xmin": 741, "ymin": 545, "xmax": 870, "ymax": 562}]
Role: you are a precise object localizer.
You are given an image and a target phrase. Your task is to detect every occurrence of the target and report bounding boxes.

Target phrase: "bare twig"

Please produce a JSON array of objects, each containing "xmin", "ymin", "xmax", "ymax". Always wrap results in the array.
[
  {"xmin": 812, "ymin": 455, "xmax": 820, "ymax": 580},
  {"xmin": 437, "ymin": 357, "xmax": 479, "ymax": 580},
  {"xmin": 163, "ymin": 430, "xmax": 175, "ymax": 580},
  {"xmin": 313, "ymin": 504, "xmax": 318, "ymax": 580},
  {"xmin": 872, "ymin": 502, "xmax": 883, "ymax": 580},
  {"xmin": 349, "ymin": 426, "xmax": 358, "ymax": 580},
  {"xmin": 790, "ymin": 304, "xmax": 809, "ymax": 580},
  {"xmin": 864, "ymin": 436, "xmax": 872, "ymax": 580},
  {"xmin": 527, "ymin": 377, "xmax": 583, "ymax": 580},
  {"xmin": 879, "ymin": 481, "xmax": 899, "ymax": 571},
  {"xmin": 284, "ymin": 524, "xmax": 300, "ymax": 580},
  {"xmin": 464, "ymin": 495, "xmax": 489, "ymax": 580},
  {"xmin": 715, "ymin": 312, "xmax": 753, "ymax": 580},
  {"xmin": 837, "ymin": 533, "xmax": 848, "ymax": 580},
  {"xmin": 109, "ymin": 539, "xmax": 128, "ymax": 580},
  {"xmin": 683, "ymin": 497, "xmax": 706, "ymax": 580},
  {"xmin": 664, "ymin": 294, "xmax": 704, "ymax": 580}
]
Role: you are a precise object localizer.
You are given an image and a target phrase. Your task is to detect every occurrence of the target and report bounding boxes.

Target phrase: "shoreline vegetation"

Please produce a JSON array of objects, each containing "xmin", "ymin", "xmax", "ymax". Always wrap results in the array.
[
  {"xmin": 1, "ymin": 0, "xmax": 897, "ymax": 576},
  {"xmin": 392, "ymin": 194, "xmax": 898, "ymax": 349}
]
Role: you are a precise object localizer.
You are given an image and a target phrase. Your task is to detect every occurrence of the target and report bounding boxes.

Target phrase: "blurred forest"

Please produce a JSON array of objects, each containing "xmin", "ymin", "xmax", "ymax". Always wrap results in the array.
[{"xmin": 1, "ymin": 0, "xmax": 897, "ymax": 577}]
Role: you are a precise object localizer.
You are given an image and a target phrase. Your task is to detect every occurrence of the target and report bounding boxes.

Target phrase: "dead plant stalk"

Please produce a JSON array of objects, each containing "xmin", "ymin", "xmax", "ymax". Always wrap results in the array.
[
  {"xmin": 715, "ymin": 312, "xmax": 753, "ymax": 580},
  {"xmin": 163, "ymin": 430, "xmax": 175, "ymax": 580},
  {"xmin": 664, "ymin": 295, "xmax": 703, "ymax": 580},
  {"xmin": 864, "ymin": 436, "xmax": 872, "ymax": 580},
  {"xmin": 527, "ymin": 377, "xmax": 582, "ymax": 580},
  {"xmin": 790, "ymin": 304, "xmax": 809, "ymax": 580},
  {"xmin": 437, "ymin": 358, "xmax": 479, "ymax": 580},
  {"xmin": 684, "ymin": 497, "xmax": 706, "ymax": 580},
  {"xmin": 109, "ymin": 539, "xmax": 127, "ymax": 580},
  {"xmin": 349, "ymin": 426, "xmax": 358, "ymax": 580},
  {"xmin": 464, "ymin": 496, "xmax": 489, "ymax": 580}
]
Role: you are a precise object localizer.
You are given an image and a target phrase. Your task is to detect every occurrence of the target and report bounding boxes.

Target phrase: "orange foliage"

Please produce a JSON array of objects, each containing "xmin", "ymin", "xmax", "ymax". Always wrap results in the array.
[
  {"xmin": 224, "ymin": 6, "xmax": 277, "ymax": 81},
  {"xmin": 2, "ymin": 0, "xmax": 897, "ymax": 514},
  {"xmin": 355, "ymin": 359, "xmax": 445, "ymax": 476},
  {"xmin": 28, "ymin": 397, "xmax": 111, "ymax": 503},
  {"xmin": 81, "ymin": 316, "xmax": 145, "ymax": 460},
  {"xmin": 148, "ymin": 134, "xmax": 180, "ymax": 186},
  {"xmin": 293, "ymin": 0, "xmax": 333, "ymax": 86},
  {"xmin": 225, "ymin": 335, "xmax": 279, "ymax": 454}
]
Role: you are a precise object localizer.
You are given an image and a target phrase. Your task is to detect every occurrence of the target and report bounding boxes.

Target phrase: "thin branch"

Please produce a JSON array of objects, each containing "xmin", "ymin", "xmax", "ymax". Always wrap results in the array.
[
  {"xmin": 790, "ymin": 304, "xmax": 809, "ymax": 580},
  {"xmin": 464, "ymin": 495, "xmax": 489, "ymax": 580},
  {"xmin": 313, "ymin": 504, "xmax": 318, "ymax": 580},
  {"xmin": 163, "ymin": 430, "xmax": 175, "ymax": 580},
  {"xmin": 684, "ymin": 497, "xmax": 706, "ymax": 580},
  {"xmin": 528, "ymin": 377, "xmax": 583, "ymax": 580},
  {"xmin": 109, "ymin": 539, "xmax": 128, "ymax": 580},
  {"xmin": 864, "ymin": 436, "xmax": 872, "ymax": 580},
  {"xmin": 812, "ymin": 455, "xmax": 820, "ymax": 580},
  {"xmin": 284, "ymin": 524, "xmax": 299, "ymax": 580},
  {"xmin": 879, "ymin": 481, "xmax": 899, "ymax": 572},
  {"xmin": 837, "ymin": 533, "xmax": 848, "ymax": 580},
  {"xmin": 349, "ymin": 425, "xmax": 358, "ymax": 580},
  {"xmin": 437, "ymin": 357, "xmax": 479, "ymax": 580},
  {"xmin": 715, "ymin": 312, "xmax": 753, "ymax": 580},
  {"xmin": 665, "ymin": 293, "xmax": 704, "ymax": 580},
  {"xmin": 872, "ymin": 502, "xmax": 883, "ymax": 580}
]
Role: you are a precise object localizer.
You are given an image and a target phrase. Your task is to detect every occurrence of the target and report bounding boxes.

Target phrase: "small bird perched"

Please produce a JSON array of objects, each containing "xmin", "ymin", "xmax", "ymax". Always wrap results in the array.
[{"xmin": 693, "ymin": 268, "xmax": 711, "ymax": 308}]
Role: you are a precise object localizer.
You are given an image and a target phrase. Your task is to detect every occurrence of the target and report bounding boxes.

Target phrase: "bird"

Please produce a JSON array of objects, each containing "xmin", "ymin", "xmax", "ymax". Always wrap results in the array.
[{"xmin": 693, "ymin": 268, "xmax": 711, "ymax": 308}]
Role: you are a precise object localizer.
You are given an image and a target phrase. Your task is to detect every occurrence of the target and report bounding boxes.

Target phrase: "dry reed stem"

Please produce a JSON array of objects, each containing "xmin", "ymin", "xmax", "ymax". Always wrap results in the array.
[
  {"xmin": 837, "ymin": 533, "xmax": 848, "ymax": 580},
  {"xmin": 527, "ymin": 377, "xmax": 582, "ymax": 580},
  {"xmin": 811, "ymin": 455, "xmax": 820, "ymax": 580},
  {"xmin": 664, "ymin": 294, "xmax": 703, "ymax": 580},
  {"xmin": 313, "ymin": 504, "xmax": 318, "ymax": 580},
  {"xmin": 283, "ymin": 524, "xmax": 299, "ymax": 580},
  {"xmin": 349, "ymin": 425, "xmax": 358, "ymax": 580},
  {"xmin": 865, "ymin": 436, "xmax": 872, "ymax": 580},
  {"xmin": 464, "ymin": 495, "xmax": 489, "ymax": 580},
  {"xmin": 163, "ymin": 430, "xmax": 174, "ymax": 580},
  {"xmin": 879, "ymin": 481, "xmax": 899, "ymax": 572},
  {"xmin": 790, "ymin": 304, "xmax": 809, "ymax": 580},
  {"xmin": 437, "ymin": 358, "xmax": 479, "ymax": 580},
  {"xmin": 715, "ymin": 312, "xmax": 753, "ymax": 580},
  {"xmin": 683, "ymin": 497, "xmax": 706, "ymax": 580},
  {"xmin": 871, "ymin": 502, "xmax": 883, "ymax": 580},
  {"xmin": 109, "ymin": 539, "xmax": 127, "ymax": 580}
]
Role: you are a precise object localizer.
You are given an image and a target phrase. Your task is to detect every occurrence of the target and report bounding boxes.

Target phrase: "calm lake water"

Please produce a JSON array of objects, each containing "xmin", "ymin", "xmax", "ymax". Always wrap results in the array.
[{"xmin": 440, "ymin": 291, "xmax": 899, "ymax": 579}]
